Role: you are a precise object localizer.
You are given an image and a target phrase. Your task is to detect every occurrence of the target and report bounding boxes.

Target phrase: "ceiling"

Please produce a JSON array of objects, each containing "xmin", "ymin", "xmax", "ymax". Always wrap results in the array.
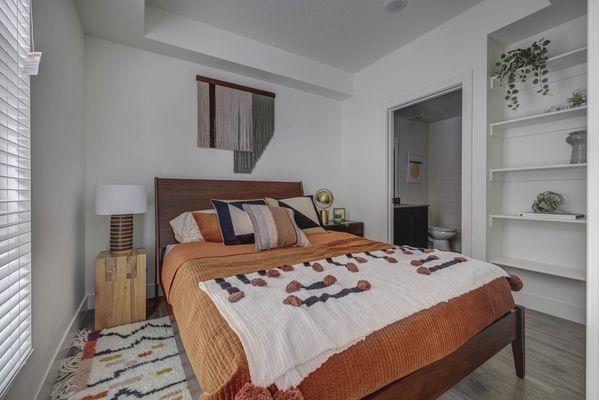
[
  {"xmin": 395, "ymin": 90, "xmax": 462, "ymax": 123},
  {"xmin": 146, "ymin": 0, "xmax": 486, "ymax": 72},
  {"xmin": 490, "ymin": 0, "xmax": 586, "ymax": 46}
]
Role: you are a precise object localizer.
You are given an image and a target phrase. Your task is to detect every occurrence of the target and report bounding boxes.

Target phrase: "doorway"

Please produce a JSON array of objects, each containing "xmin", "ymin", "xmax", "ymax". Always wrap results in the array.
[
  {"xmin": 393, "ymin": 89, "xmax": 462, "ymax": 251},
  {"xmin": 385, "ymin": 75, "xmax": 473, "ymax": 255}
]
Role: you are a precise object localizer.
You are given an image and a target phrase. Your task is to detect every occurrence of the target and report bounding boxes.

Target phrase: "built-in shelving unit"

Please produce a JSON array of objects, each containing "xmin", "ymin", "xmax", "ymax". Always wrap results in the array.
[
  {"xmin": 489, "ymin": 214, "xmax": 586, "ymax": 226},
  {"xmin": 489, "ymin": 163, "xmax": 586, "ymax": 181},
  {"xmin": 489, "ymin": 46, "xmax": 587, "ymax": 92},
  {"xmin": 490, "ymin": 256, "xmax": 586, "ymax": 281},
  {"xmin": 486, "ymin": 16, "xmax": 587, "ymax": 292},
  {"xmin": 489, "ymin": 106, "xmax": 587, "ymax": 137}
]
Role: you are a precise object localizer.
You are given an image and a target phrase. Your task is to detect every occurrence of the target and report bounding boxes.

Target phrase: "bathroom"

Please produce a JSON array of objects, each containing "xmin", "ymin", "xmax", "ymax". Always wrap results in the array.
[{"xmin": 392, "ymin": 89, "xmax": 462, "ymax": 252}]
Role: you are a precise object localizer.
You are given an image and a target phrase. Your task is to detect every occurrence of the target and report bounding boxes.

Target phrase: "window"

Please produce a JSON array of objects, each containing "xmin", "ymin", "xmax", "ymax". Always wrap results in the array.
[{"xmin": 0, "ymin": 0, "xmax": 31, "ymax": 395}]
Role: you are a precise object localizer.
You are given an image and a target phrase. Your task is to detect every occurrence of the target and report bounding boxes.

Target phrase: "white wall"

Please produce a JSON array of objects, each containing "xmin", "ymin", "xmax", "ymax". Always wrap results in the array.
[
  {"xmin": 6, "ymin": 0, "xmax": 87, "ymax": 399},
  {"xmin": 586, "ymin": 0, "xmax": 599, "ymax": 395},
  {"xmin": 394, "ymin": 114, "xmax": 428, "ymax": 204},
  {"xmin": 341, "ymin": 0, "xmax": 548, "ymax": 256},
  {"xmin": 83, "ymin": 37, "xmax": 345, "ymax": 302},
  {"xmin": 428, "ymin": 116, "xmax": 462, "ymax": 251}
]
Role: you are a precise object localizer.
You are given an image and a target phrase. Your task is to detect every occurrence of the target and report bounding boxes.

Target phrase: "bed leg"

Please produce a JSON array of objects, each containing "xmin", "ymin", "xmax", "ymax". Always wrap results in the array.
[{"xmin": 511, "ymin": 305, "xmax": 525, "ymax": 378}]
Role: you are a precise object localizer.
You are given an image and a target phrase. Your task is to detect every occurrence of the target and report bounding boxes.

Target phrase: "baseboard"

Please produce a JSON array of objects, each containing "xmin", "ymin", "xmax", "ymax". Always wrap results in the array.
[
  {"xmin": 86, "ymin": 283, "xmax": 161, "ymax": 310},
  {"xmin": 35, "ymin": 295, "xmax": 88, "ymax": 400},
  {"xmin": 513, "ymin": 291, "xmax": 586, "ymax": 324}
]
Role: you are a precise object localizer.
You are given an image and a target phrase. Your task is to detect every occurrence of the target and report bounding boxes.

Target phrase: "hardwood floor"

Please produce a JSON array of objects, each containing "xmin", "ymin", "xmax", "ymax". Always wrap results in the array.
[
  {"xmin": 441, "ymin": 309, "xmax": 585, "ymax": 399},
  {"xmin": 73, "ymin": 299, "xmax": 584, "ymax": 400}
]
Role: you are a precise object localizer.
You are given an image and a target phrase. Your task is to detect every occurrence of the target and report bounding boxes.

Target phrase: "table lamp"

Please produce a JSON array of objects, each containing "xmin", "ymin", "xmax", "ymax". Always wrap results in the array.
[
  {"xmin": 95, "ymin": 185, "xmax": 147, "ymax": 255},
  {"xmin": 314, "ymin": 188, "xmax": 334, "ymax": 225}
]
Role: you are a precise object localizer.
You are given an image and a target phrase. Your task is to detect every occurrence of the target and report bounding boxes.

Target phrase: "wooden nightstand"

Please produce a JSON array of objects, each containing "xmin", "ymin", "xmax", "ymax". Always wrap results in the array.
[
  {"xmin": 323, "ymin": 220, "xmax": 364, "ymax": 237},
  {"xmin": 95, "ymin": 249, "xmax": 146, "ymax": 330}
]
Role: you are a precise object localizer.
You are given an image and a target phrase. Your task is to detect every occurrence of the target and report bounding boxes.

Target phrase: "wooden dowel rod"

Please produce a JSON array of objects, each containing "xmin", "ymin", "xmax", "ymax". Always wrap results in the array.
[{"xmin": 196, "ymin": 75, "xmax": 276, "ymax": 98}]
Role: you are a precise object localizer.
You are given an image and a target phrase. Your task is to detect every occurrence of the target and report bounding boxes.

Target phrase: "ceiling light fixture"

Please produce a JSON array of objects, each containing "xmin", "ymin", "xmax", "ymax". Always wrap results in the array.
[{"xmin": 383, "ymin": 0, "xmax": 408, "ymax": 13}]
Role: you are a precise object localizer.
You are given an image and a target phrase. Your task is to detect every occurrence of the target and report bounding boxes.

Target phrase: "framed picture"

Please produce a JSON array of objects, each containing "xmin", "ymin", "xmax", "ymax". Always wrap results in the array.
[
  {"xmin": 333, "ymin": 208, "xmax": 346, "ymax": 223},
  {"xmin": 407, "ymin": 153, "xmax": 423, "ymax": 183}
]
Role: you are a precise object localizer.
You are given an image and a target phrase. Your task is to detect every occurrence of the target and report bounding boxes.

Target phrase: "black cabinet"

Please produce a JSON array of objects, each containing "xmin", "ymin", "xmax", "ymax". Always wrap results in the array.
[{"xmin": 393, "ymin": 206, "xmax": 428, "ymax": 248}]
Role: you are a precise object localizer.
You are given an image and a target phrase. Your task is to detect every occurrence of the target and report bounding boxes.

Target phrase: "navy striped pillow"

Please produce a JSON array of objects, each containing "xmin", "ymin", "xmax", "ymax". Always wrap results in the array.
[{"xmin": 211, "ymin": 199, "xmax": 267, "ymax": 245}]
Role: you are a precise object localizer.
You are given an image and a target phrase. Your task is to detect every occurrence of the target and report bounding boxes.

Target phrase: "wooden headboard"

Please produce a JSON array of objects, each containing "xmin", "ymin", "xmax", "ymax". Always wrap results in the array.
[{"xmin": 154, "ymin": 177, "xmax": 304, "ymax": 296}]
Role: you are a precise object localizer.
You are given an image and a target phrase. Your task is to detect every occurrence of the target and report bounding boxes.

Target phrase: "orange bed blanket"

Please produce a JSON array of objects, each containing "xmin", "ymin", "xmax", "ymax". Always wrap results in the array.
[{"xmin": 163, "ymin": 232, "xmax": 515, "ymax": 400}]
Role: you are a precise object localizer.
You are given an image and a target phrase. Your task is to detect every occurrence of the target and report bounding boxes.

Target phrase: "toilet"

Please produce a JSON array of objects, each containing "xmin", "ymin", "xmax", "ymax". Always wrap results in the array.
[{"xmin": 428, "ymin": 226, "xmax": 457, "ymax": 251}]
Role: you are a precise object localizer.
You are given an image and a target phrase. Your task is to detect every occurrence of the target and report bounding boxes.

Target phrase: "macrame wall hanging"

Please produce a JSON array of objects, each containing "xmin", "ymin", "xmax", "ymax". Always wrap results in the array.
[{"xmin": 196, "ymin": 75, "xmax": 275, "ymax": 173}]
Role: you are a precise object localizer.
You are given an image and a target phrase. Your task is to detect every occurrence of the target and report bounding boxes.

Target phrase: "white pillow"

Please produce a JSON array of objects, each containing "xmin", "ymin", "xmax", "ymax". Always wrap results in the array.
[{"xmin": 169, "ymin": 209, "xmax": 216, "ymax": 243}]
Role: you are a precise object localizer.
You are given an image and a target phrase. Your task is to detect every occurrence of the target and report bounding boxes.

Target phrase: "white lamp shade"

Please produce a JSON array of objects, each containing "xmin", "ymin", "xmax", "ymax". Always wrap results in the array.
[{"xmin": 95, "ymin": 185, "xmax": 147, "ymax": 215}]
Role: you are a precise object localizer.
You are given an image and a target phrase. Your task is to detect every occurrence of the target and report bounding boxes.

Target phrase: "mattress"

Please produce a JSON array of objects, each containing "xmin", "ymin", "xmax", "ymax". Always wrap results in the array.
[{"xmin": 162, "ymin": 231, "xmax": 515, "ymax": 400}]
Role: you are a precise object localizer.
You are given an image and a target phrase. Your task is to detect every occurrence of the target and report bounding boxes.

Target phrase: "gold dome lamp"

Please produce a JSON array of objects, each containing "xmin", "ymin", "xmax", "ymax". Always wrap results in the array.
[{"xmin": 314, "ymin": 188, "xmax": 334, "ymax": 225}]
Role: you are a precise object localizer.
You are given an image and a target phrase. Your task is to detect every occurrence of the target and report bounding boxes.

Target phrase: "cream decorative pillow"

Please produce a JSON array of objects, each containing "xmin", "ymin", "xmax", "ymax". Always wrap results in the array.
[
  {"xmin": 243, "ymin": 204, "xmax": 310, "ymax": 251},
  {"xmin": 265, "ymin": 196, "xmax": 326, "ymax": 233},
  {"xmin": 169, "ymin": 209, "xmax": 216, "ymax": 243}
]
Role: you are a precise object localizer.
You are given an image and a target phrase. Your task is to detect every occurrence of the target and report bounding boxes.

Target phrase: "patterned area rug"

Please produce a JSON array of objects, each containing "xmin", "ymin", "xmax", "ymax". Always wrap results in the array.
[{"xmin": 50, "ymin": 317, "xmax": 192, "ymax": 400}]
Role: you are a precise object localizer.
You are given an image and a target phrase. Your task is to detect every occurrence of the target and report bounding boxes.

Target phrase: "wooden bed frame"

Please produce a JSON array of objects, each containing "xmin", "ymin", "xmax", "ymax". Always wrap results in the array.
[{"xmin": 154, "ymin": 177, "xmax": 525, "ymax": 400}]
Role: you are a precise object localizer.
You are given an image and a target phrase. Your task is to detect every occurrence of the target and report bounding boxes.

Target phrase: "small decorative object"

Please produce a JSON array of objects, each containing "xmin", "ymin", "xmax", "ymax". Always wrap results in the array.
[
  {"xmin": 333, "ymin": 208, "xmax": 346, "ymax": 223},
  {"xmin": 95, "ymin": 185, "xmax": 147, "ymax": 255},
  {"xmin": 567, "ymin": 88, "xmax": 587, "ymax": 108},
  {"xmin": 314, "ymin": 188, "xmax": 334, "ymax": 225},
  {"xmin": 545, "ymin": 104, "xmax": 569, "ymax": 113},
  {"xmin": 495, "ymin": 38, "xmax": 551, "ymax": 111},
  {"xmin": 196, "ymin": 75, "xmax": 276, "ymax": 174},
  {"xmin": 531, "ymin": 191, "xmax": 565, "ymax": 214},
  {"xmin": 406, "ymin": 153, "xmax": 423, "ymax": 183},
  {"xmin": 566, "ymin": 130, "xmax": 587, "ymax": 164}
]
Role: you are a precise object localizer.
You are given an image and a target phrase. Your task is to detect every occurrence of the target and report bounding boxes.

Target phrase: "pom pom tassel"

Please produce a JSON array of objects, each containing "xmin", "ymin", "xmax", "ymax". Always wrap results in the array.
[
  {"xmin": 234, "ymin": 383, "xmax": 304, "ymax": 400},
  {"xmin": 235, "ymin": 383, "xmax": 272, "ymax": 400},
  {"xmin": 507, "ymin": 274, "xmax": 523, "ymax": 292},
  {"xmin": 416, "ymin": 266, "xmax": 431, "ymax": 275},
  {"xmin": 273, "ymin": 388, "xmax": 304, "ymax": 400}
]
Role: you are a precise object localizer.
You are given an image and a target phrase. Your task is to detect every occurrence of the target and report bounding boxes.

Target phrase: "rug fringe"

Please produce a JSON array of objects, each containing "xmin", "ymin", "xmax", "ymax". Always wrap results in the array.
[{"xmin": 49, "ymin": 329, "xmax": 89, "ymax": 400}]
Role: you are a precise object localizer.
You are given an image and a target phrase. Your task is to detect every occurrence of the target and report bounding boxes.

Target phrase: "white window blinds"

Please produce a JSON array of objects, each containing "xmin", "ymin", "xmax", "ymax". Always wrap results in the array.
[{"xmin": 0, "ymin": 0, "xmax": 32, "ymax": 395}]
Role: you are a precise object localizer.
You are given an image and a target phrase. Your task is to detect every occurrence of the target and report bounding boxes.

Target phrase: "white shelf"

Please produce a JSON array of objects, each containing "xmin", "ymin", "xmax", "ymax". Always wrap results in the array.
[
  {"xmin": 489, "ymin": 214, "xmax": 587, "ymax": 226},
  {"xmin": 490, "ymin": 47, "xmax": 587, "ymax": 91},
  {"xmin": 490, "ymin": 256, "xmax": 586, "ymax": 281},
  {"xmin": 489, "ymin": 106, "xmax": 587, "ymax": 136},
  {"xmin": 489, "ymin": 163, "xmax": 587, "ymax": 180}
]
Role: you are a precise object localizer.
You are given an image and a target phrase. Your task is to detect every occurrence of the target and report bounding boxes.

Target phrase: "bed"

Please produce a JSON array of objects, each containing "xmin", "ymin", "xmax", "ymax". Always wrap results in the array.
[{"xmin": 154, "ymin": 177, "xmax": 525, "ymax": 400}]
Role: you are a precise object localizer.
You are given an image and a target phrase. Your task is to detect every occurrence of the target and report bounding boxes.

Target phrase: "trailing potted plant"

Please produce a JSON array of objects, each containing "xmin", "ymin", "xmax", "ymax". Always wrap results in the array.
[{"xmin": 495, "ymin": 38, "xmax": 551, "ymax": 111}]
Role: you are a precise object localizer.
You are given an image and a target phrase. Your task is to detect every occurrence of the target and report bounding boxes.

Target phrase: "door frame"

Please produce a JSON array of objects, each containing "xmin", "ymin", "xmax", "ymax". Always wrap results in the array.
[
  {"xmin": 383, "ymin": 71, "xmax": 473, "ymax": 254},
  {"xmin": 587, "ymin": 0, "xmax": 599, "ymax": 396}
]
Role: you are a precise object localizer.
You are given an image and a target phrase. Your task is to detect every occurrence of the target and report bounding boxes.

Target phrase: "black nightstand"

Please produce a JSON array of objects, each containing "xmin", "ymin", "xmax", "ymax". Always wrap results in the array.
[{"xmin": 323, "ymin": 220, "xmax": 364, "ymax": 237}]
